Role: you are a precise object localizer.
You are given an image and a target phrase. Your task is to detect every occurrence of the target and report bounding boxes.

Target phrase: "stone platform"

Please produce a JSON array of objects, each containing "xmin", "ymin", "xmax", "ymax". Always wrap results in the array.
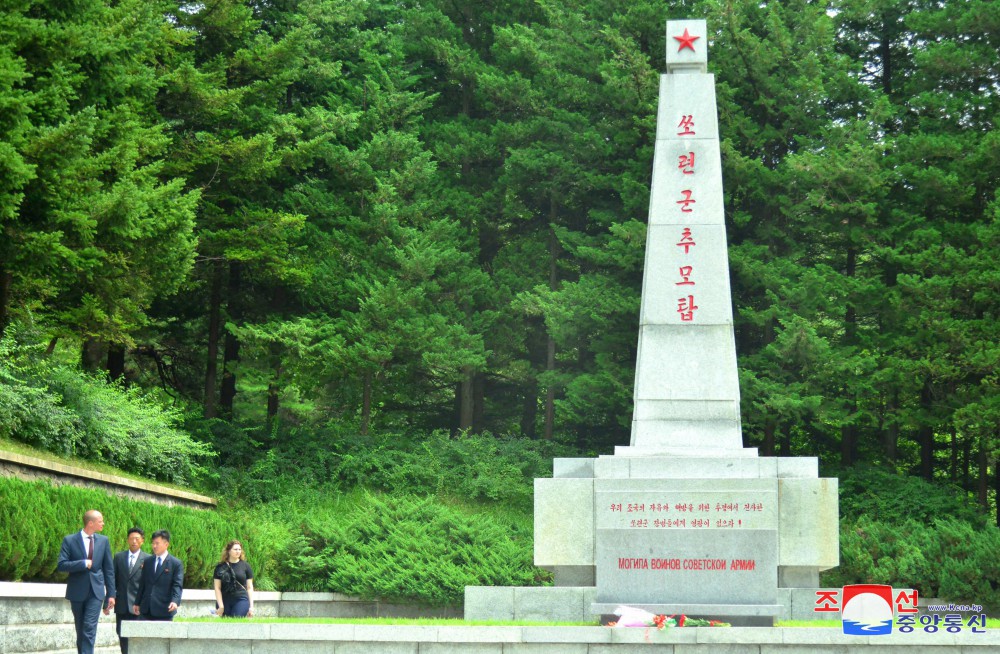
[
  {"xmin": 0, "ymin": 582, "xmax": 457, "ymax": 654},
  {"xmin": 121, "ymin": 622, "xmax": 1000, "ymax": 653}
]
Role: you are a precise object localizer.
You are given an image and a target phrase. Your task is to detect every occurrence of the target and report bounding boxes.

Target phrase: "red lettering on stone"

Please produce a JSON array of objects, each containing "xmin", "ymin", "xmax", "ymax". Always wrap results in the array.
[
  {"xmin": 676, "ymin": 265, "xmax": 695, "ymax": 286},
  {"xmin": 677, "ymin": 295, "xmax": 698, "ymax": 321},
  {"xmin": 678, "ymin": 152, "xmax": 695, "ymax": 174},
  {"xmin": 676, "ymin": 227, "xmax": 696, "ymax": 253},
  {"xmin": 676, "ymin": 189, "xmax": 696, "ymax": 212}
]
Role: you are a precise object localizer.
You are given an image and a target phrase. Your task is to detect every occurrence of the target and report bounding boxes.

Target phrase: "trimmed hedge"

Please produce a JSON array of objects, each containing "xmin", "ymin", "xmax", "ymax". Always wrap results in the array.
[
  {"xmin": 0, "ymin": 477, "xmax": 545, "ymax": 605},
  {"xmin": 0, "ymin": 477, "xmax": 287, "ymax": 590},
  {"xmin": 273, "ymin": 491, "xmax": 544, "ymax": 605}
]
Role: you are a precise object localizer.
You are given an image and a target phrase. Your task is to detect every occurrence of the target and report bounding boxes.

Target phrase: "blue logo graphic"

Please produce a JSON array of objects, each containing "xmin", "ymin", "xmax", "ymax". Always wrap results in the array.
[{"xmin": 841, "ymin": 584, "xmax": 893, "ymax": 636}]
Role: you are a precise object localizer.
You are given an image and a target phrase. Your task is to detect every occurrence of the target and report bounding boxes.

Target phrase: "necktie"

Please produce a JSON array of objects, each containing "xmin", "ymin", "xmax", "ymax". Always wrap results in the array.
[
  {"xmin": 87, "ymin": 536, "xmax": 93, "ymax": 562},
  {"xmin": 154, "ymin": 557, "xmax": 161, "ymax": 574},
  {"xmin": 129, "ymin": 554, "xmax": 135, "ymax": 569}
]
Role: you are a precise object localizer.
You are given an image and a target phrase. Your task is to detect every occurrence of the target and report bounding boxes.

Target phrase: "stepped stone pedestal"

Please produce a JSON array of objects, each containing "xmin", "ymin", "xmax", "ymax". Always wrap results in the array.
[
  {"xmin": 466, "ymin": 19, "xmax": 839, "ymax": 626},
  {"xmin": 535, "ymin": 454, "xmax": 838, "ymax": 624}
]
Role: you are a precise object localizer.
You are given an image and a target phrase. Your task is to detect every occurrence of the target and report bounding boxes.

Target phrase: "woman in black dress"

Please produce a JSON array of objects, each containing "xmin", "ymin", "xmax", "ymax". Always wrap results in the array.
[{"xmin": 213, "ymin": 540, "xmax": 254, "ymax": 617}]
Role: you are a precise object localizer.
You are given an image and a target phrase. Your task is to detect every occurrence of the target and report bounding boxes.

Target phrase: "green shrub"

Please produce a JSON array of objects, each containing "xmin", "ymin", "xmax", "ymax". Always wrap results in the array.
[
  {"xmin": 332, "ymin": 430, "xmax": 574, "ymax": 510},
  {"xmin": 49, "ymin": 368, "xmax": 214, "ymax": 485},
  {"xmin": 0, "ymin": 477, "xmax": 288, "ymax": 590},
  {"xmin": 825, "ymin": 516, "xmax": 1000, "ymax": 612},
  {"xmin": 835, "ymin": 464, "xmax": 985, "ymax": 527},
  {"xmin": 211, "ymin": 426, "xmax": 577, "ymax": 510},
  {"xmin": 274, "ymin": 490, "xmax": 545, "ymax": 605},
  {"xmin": 0, "ymin": 325, "xmax": 213, "ymax": 484},
  {"xmin": 0, "ymin": 477, "xmax": 549, "ymax": 604},
  {"xmin": 0, "ymin": 328, "xmax": 83, "ymax": 454}
]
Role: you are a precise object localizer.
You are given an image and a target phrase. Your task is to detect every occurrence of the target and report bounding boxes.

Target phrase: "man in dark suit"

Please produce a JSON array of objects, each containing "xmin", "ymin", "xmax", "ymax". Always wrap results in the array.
[
  {"xmin": 110, "ymin": 527, "xmax": 148, "ymax": 653},
  {"xmin": 57, "ymin": 509, "xmax": 116, "ymax": 654},
  {"xmin": 132, "ymin": 530, "xmax": 183, "ymax": 620}
]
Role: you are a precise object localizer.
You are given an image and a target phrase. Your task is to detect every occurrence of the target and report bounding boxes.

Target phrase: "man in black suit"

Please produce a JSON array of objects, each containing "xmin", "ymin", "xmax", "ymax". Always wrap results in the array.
[
  {"xmin": 132, "ymin": 530, "xmax": 183, "ymax": 621},
  {"xmin": 57, "ymin": 509, "xmax": 116, "ymax": 654},
  {"xmin": 110, "ymin": 527, "xmax": 148, "ymax": 653}
]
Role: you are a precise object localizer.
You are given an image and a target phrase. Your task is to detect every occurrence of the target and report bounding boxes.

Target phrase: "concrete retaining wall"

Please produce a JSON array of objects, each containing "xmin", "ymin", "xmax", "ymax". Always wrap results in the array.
[
  {"xmin": 0, "ymin": 450, "xmax": 216, "ymax": 509},
  {"xmin": 122, "ymin": 622, "xmax": 1000, "ymax": 653},
  {"xmin": 0, "ymin": 582, "xmax": 459, "ymax": 654}
]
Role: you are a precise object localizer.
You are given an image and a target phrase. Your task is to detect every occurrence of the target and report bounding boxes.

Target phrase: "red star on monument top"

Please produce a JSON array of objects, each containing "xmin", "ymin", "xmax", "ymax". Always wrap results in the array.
[{"xmin": 673, "ymin": 28, "xmax": 700, "ymax": 52}]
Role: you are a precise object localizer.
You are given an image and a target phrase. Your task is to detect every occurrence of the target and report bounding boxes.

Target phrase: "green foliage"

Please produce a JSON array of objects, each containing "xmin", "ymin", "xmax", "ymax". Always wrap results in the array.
[
  {"xmin": 332, "ymin": 431, "xmax": 573, "ymax": 511},
  {"xmin": 1, "ymin": 325, "xmax": 212, "ymax": 484},
  {"xmin": 1, "ymin": 0, "xmax": 999, "ymax": 542},
  {"xmin": 0, "ymin": 476, "xmax": 288, "ymax": 590},
  {"xmin": 0, "ymin": 476, "xmax": 544, "ymax": 606},
  {"xmin": 274, "ymin": 491, "xmax": 543, "ymax": 605},
  {"xmin": 826, "ymin": 516, "xmax": 1000, "ymax": 612},
  {"xmin": 49, "ymin": 367, "xmax": 213, "ymax": 485},
  {"xmin": 836, "ymin": 465, "xmax": 986, "ymax": 528},
  {"xmin": 210, "ymin": 425, "xmax": 576, "ymax": 510},
  {"xmin": 0, "ymin": 0, "xmax": 198, "ymax": 342},
  {"xmin": 0, "ymin": 329, "xmax": 81, "ymax": 454},
  {"xmin": 827, "ymin": 466, "xmax": 999, "ymax": 608}
]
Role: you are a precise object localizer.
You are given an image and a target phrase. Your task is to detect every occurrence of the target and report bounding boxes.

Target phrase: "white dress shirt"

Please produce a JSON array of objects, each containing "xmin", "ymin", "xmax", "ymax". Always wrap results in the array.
[{"xmin": 79, "ymin": 530, "xmax": 94, "ymax": 558}]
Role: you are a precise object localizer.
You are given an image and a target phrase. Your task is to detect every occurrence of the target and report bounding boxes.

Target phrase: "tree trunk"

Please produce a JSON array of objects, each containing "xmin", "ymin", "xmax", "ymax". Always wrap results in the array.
[
  {"xmin": 521, "ymin": 314, "xmax": 547, "ymax": 439},
  {"xmin": 918, "ymin": 380, "xmax": 934, "ymax": 480},
  {"xmin": 994, "ymin": 434, "xmax": 1000, "ymax": 528},
  {"xmin": 543, "ymin": 338, "xmax": 556, "ymax": 440},
  {"xmin": 361, "ymin": 370, "xmax": 373, "ymax": 436},
  {"xmin": 880, "ymin": 11, "xmax": 893, "ymax": 97},
  {"xmin": 950, "ymin": 429, "xmax": 958, "ymax": 482},
  {"xmin": 219, "ymin": 262, "xmax": 242, "ymax": 417},
  {"xmin": 0, "ymin": 269, "xmax": 11, "ymax": 332},
  {"xmin": 977, "ymin": 434, "xmax": 989, "ymax": 508},
  {"xmin": 884, "ymin": 390, "xmax": 899, "ymax": 463},
  {"xmin": 266, "ymin": 341, "xmax": 281, "ymax": 435},
  {"xmin": 841, "ymin": 424, "xmax": 856, "ymax": 467},
  {"xmin": 472, "ymin": 371, "xmax": 485, "ymax": 433},
  {"xmin": 219, "ymin": 332, "xmax": 240, "ymax": 417},
  {"xmin": 963, "ymin": 437, "xmax": 971, "ymax": 489},
  {"xmin": 203, "ymin": 261, "xmax": 224, "ymax": 418},
  {"xmin": 521, "ymin": 379, "xmax": 538, "ymax": 439},
  {"xmin": 543, "ymin": 221, "xmax": 558, "ymax": 440},
  {"xmin": 762, "ymin": 418, "xmax": 776, "ymax": 457},
  {"xmin": 265, "ymin": 290, "xmax": 284, "ymax": 435},
  {"xmin": 81, "ymin": 339, "xmax": 106, "ymax": 372},
  {"xmin": 458, "ymin": 366, "xmax": 474, "ymax": 432},
  {"xmin": 107, "ymin": 344, "xmax": 125, "ymax": 382},
  {"xmin": 841, "ymin": 234, "xmax": 858, "ymax": 467},
  {"xmin": 267, "ymin": 381, "xmax": 280, "ymax": 432}
]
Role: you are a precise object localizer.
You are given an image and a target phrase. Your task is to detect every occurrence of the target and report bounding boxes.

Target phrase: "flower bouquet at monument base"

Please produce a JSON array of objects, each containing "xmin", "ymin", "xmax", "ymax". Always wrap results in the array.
[{"xmin": 607, "ymin": 605, "xmax": 731, "ymax": 629}]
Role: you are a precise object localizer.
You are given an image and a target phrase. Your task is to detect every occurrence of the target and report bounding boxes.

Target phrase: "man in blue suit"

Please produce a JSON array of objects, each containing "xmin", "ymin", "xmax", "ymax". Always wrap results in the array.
[
  {"xmin": 132, "ymin": 530, "xmax": 183, "ymax": 620},
  {"xmin": 57, "ymin": 510, "xmax": 116, "ymax": 654}
]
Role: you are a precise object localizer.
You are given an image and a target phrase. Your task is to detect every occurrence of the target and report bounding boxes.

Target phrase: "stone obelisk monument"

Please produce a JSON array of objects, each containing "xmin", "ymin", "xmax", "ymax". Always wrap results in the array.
[
  {"xmin": 465, "ymin": 20, "xmax": 839, "ymax": 626},
  {"xmin": 626, "ymin": 20, "xmax": 746, "ymax": 458}
]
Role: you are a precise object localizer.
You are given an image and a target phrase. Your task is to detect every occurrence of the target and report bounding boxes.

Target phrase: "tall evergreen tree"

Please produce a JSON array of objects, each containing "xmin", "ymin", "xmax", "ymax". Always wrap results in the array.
[{"xmin": 0, "ymin": 0, "xmax": 198, "ymax": 357}]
